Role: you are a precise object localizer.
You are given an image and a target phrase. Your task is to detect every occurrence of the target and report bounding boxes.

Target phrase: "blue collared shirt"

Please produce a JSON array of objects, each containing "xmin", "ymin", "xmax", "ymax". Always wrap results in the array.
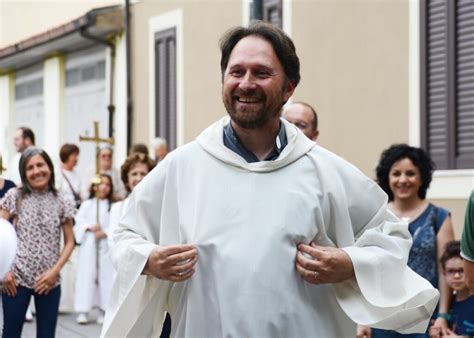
[{"xmin": 223, "ymin": 121, "xmax": 287, "ymax": 163}]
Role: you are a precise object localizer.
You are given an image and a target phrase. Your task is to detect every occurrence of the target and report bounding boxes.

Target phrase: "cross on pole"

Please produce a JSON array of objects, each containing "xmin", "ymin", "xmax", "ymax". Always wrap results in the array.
[
  {"xmin": 79, "ymin": 121, "xmax": 114, "ymax": 284},
  {"xmin": 79, "ymin": 121, "xmax": 115, "ymax": 184}
]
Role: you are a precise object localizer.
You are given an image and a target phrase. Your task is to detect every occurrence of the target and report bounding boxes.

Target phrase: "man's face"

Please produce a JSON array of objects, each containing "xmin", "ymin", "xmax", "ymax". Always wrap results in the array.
[
  {"xmin": 99, "ymin": 149, "xmax": 113, "ymax": 170},
  {"xmin": 65, "ymin": 152, "xmax": 79, "ymax": 169},
  {"xmin": 155, "ymin": 145, "xmax": 168, "ymax": 161},
  {"xmin": 13, "ymin": 129, "xmax": 27, "ymax": 152},
  {"xmin": 282, "ymin": 104, "xmax": 319, "ymax": 140},
  {"xmin": 222, "ymin": 35, "xmax": 295, "ymax": 129}
]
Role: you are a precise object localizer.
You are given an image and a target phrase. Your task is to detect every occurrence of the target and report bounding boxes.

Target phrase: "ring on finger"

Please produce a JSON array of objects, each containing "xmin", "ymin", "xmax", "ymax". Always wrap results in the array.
[{"xmin": 313, "ymin": 271, "xmax": 319, "ymax": 279}]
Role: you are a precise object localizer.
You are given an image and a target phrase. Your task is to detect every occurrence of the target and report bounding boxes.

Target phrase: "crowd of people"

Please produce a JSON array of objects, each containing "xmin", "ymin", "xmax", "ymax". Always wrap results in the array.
[
  {"xmin": 1, "ymin": 21, "xmax": 473, "ymax": 338},
  {"xmin": 0, "ymin": 130, "xmax": 167, "ymax": 337}
]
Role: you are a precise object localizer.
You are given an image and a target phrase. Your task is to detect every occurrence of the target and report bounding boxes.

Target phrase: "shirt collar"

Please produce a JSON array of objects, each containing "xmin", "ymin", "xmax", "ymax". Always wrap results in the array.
[{"xmin": 223, "ymin": 120, "xmax": 287, "ymax": 163}]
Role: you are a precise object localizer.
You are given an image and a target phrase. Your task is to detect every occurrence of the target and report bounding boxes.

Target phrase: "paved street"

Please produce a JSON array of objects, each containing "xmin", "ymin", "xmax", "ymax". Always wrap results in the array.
[{"xmin": 0, "ymin": 293, "xmax": 103, "ymax": 338}]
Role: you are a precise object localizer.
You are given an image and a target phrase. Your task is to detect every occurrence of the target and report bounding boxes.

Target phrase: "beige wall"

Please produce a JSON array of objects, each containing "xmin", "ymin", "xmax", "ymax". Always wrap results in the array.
[
  {"xmin": 129, "ymin": 0, "xmax": 469, "ymax": 225},
  {"xmin": 0, "ymin": 0, "xmax": 121, "ymax": 48},
  {"xmin": 131, "ymin": 0, "xmax": 242, "ymax": 144},
  {"xmin": 431, "ymin": 198, "xmax": 469, "ymax": 239},
  {"xmin": 292, "ymin": 0, "xmax": 409, "ymax": 176}
]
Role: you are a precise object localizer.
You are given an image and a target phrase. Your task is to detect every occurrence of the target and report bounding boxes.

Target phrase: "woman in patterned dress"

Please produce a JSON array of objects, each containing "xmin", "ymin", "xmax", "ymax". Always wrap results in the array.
[
  {"xmin": 0, "ymin": 147, "xmax": 75, "ymax": 338},
  {"xmin": 357, "ymin": 144, "xmax": 455, "ymax": 338}
]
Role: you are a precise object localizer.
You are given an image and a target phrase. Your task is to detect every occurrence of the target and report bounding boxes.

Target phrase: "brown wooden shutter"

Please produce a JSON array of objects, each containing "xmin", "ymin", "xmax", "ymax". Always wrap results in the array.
[
  {"xmin": 154, "ymin": 28, "xmax": 177, "ymax": 150},
  {"xmin": 422, "ymin": 0, "xmax": 450, "ymax": 169},
  {"xmin": 455, "ymin": 0, "xmax": 474, "ymax": 168},
  {"xmin": 262, "ymin": 0, "xmax": 282, "ymax": 28},
  {"xmin": 422, "ymin": 0, "xmax": 474, "ymax": 170}
]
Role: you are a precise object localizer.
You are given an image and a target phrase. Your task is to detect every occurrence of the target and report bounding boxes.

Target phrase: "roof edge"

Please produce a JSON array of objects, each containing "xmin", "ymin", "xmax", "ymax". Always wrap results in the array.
[{"xmin": 0, "ymin": 5, "xmax": 122, "ymax": 60}]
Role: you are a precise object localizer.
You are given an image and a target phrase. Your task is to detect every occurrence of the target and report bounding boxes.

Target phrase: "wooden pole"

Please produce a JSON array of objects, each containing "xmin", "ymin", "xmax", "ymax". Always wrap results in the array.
[{"xmin": 79, "ymin": 121, "xmax": 114, "ymax": 284}]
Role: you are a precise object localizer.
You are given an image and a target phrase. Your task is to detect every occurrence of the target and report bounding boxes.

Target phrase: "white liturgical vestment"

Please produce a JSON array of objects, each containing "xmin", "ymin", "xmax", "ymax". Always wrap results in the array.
[{"xmin": 102, "ymin": 117, "xmax": 439, "ymax": 338}]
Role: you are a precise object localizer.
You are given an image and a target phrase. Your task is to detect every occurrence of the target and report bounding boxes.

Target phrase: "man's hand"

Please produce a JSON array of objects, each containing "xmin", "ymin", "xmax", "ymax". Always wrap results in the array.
[
  {"xmin": 2, "ymin": 271, "xmax": 17, "ymax": 297},
  {"xmin": 295, "ymin": 242, "xmax": 354, "ymax": 284},
  {"xmin": 143, "ymin": 244, "xmax": 198, "ymax": 282}
]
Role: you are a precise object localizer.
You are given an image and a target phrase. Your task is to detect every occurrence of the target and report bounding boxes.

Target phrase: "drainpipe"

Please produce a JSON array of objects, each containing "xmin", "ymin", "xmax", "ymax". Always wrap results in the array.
[
  {"xmin": 79, "ymin": 26, "xmax": 116, "ymax": 139},
  {"xmin": 252, "ymin": 0, "xmax": 263, "ymax": 21},
  {"xmin": 125, "ymin": 0, "xmax": 132, "ymax": 152}
]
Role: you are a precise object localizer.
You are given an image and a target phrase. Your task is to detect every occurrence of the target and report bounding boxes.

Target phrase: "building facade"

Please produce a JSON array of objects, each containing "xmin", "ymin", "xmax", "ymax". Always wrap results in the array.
[{"xmin": 1, "ymin": 0, "xmax": 472, "ymax": 234}]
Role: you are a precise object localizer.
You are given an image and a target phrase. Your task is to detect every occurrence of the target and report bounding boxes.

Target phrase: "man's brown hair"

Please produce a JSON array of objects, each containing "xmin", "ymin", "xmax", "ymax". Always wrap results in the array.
[{"xmin": 219, "ymin": 21, "xmax": 300, "ymax": 86}]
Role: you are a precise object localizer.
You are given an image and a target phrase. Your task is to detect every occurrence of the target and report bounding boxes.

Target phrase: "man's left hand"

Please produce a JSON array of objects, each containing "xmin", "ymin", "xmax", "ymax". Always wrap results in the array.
[{"xmin": 295, "ymin": 242, "xmax": 354, "ymax": 284}]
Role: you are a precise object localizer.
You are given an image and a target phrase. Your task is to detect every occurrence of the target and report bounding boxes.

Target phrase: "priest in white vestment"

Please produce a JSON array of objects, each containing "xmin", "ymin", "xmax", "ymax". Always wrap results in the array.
[{"xmin": 102, "ymin": 23, "xmax": 439, "ymax": 338}]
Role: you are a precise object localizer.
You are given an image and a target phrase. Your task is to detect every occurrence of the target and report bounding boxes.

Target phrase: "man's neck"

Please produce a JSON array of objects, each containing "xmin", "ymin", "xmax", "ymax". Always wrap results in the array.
[{"xmin": 231, "ymin": 119, "xmax": 280, "ymax": 161}]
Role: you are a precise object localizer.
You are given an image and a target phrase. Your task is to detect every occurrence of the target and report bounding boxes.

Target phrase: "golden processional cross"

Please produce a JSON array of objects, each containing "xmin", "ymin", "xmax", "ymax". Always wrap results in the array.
[{"xmin": 79, "ymin": 121, "xmax": 114, "ymax": 284}]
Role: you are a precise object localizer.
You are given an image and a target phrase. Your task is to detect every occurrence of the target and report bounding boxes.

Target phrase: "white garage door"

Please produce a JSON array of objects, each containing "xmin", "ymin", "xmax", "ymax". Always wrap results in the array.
[
  {"xmin": 64, "ymin": 47, "xmax": 108, "ymax": 177},
  {"xmin": 14, "ymin": 66, "xmax": 44, "ymax": 148}
]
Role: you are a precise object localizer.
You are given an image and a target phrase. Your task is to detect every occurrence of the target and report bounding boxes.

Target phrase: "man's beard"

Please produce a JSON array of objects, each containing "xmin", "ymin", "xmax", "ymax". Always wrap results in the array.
[{"xmin": 224, "ymin": 89, "xmax": 283, "ymax": 130}]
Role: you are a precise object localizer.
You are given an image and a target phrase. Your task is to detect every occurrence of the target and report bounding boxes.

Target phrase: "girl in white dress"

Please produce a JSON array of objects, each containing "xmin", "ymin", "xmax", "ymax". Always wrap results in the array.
[{"xmin": 74, "ymin": 174, "xmax": 113, "ymax": 325}]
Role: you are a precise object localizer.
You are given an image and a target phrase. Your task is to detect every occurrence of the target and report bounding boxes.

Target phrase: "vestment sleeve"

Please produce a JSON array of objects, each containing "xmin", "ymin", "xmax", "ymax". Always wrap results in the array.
[
  {"xmin": 107, "ymin": 201, "xmax": 123, "ymax": 248},
  {"xmin": 461, "ymin": 191, "xmax": 474, "ymax": 262},
  {"xmin": 101, "ymin": 162, "xmax": 171, "ymax": 337},
  {"xmin": 322, "ymin": 158, "xmax": 439, "ymax": 333}
]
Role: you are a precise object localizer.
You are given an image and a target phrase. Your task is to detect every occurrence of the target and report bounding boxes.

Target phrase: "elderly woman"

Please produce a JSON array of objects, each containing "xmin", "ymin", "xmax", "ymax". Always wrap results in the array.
[
  {"xmin": 0, "ymin": 147, "xmax": 75, "ymax": 338},
  {"xmin": 358, "ymin": 144, "xmax": 455, "ymax": 338},
  {"xmin": 108, "ymin": 152, "xmax": 155, "ymax": 249}
]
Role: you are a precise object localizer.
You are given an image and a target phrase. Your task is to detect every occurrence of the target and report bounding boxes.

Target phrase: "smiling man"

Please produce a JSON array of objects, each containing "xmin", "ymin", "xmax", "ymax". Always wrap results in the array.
[
  {"xmin": 7, "ymin": 127, "xmax": 35, "ymax": 186},
  {"xmin": 282, "ymin": 101, "xmax": 319, "ymax": 140},
  {"xmin": 102, "ymin": 23, "xmax": 439, "ymax": 338}
]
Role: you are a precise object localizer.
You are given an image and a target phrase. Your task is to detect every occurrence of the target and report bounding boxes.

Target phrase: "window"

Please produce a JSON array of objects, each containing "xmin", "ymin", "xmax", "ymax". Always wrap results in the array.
[
  {"xmin": 263, "ymin": 0, "xmax": 283, "ymax": 28},
  {"xmin": 154, "ymin": 28, "xmax": 177, "ymax": 150},
  {"xmin": 421, "ymin": 0, "xmax": 474, "ymax": 169},
  {"xmin": 250, "ymin": 0, "xmax": 283, "ymax": 28},
  {"xmin": 15, "ymin": 79, "xmax": 43, "ymax": 100},
  {"xmin": 65, "ymin": 60, "xmax": 106, "ymax": 87}
]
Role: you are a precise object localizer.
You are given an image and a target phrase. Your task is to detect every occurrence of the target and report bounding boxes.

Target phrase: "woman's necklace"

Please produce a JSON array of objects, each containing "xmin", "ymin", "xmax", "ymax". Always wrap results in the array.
[{"xmin": 389, "ymin": 201, "xmax": 428, "ymax": 223}]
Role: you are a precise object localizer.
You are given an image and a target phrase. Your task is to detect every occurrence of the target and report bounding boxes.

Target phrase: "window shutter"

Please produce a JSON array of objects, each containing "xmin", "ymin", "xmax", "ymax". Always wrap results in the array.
[
  {"xmin": 154, "ymin": 28, "xmax": 177, "ymax": 150},
  {"xmin": 423, "ymin": 0, "xmax": 450, "ymax": 169},
  {"xmin": 455, "ymin": 0, "xmax": 474, "ymax": 168},
  {"xmin": 262, "ymin": 0, "xmax": 282, "ymax": 28}
]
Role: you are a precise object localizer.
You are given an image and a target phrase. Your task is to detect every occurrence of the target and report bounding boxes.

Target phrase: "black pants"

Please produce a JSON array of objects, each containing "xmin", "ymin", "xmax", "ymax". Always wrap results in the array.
[{"xmin": 160, "ymin": 313, "xmax": 171, "ymax": 338}]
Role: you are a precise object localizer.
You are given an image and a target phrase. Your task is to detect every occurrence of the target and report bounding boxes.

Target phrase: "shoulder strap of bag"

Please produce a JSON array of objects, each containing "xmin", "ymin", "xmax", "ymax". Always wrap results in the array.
[{"xmin": 61, "ymin": 170, "xmax": 81, "ymax": 204}]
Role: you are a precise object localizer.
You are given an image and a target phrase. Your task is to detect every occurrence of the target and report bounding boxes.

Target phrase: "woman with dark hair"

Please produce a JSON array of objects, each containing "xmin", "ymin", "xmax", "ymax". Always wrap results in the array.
[
  {"xmin": 0, "ymin": 147, "xmax": 75, "ymax": 338},
  {"xmin": 73, "ymin": 174, "xmax": 114, "ymax": 325},
  {"xmin": 358, "ymin": 144, "xmax": 455, "ymax": 338}
]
